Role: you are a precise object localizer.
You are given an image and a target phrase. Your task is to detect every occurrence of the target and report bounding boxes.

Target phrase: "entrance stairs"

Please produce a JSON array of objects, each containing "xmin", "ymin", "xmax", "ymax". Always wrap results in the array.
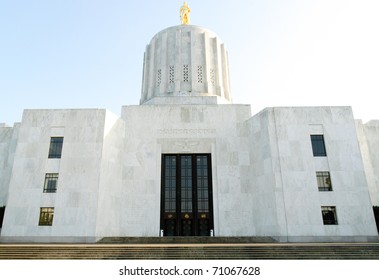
[{"xmin": 1, "ymin": 237, "xmax": 379, "ymax": 259}]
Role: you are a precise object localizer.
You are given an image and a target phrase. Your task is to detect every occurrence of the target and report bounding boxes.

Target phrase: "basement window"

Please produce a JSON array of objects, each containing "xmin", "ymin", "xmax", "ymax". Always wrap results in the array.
[
  {"xmin": 321, "ymin": 206, "xmax": 338, "ymax": 225},
  {"xmin": 39, "ymin": 207, "xmax": 54, "ymax": 226}
]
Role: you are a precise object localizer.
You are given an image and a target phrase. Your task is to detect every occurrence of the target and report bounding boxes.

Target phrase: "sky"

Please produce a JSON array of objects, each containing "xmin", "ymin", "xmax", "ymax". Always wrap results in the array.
[{"xmin": 0, "ymin": 0, "xmax": 378, "ymax": 126}]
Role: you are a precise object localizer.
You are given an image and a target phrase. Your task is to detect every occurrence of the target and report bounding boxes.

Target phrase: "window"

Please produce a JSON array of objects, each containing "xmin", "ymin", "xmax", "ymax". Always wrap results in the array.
[
  {"xmin": 48, "ymin": 137, "xmax": 63, "ymax": 158},
  {"xmin": 311, "ymin": 135, "xmax": 327, "ymax": 156},
  {"xmin": 157, "ymin": 69, "xmax": 162, "ymax": 86},
  {"xmin": 316, "ymin": 172, "xmax": 332, "ymax": 191},
  {"xmin": 169, "ymin": 66, "xmax": 175, "ymax": 83},
  {"xmin": 0, "ymin": 206, "xmax": 5, "ymax": 228},
  {"xmin": 39, "ymin": 207, "xmax": 54, "ymax": 226},
  {"xmin": 183, "ymin": 65, "xmax": 189, "ymax": 82},
  {"xmin": 321, "ymin": 206, "xmax": 338, "ymax": 225},
  {"xmin": 197, "ymin": 65, "xmax": 203, "ymax": 83},
  {"xmin": 210, "ymin": 69, "xmax": 215, "ymax": 86},
  {"xmin": 43, "ymin": 173, "xmax": 58, "ymax": 193}
]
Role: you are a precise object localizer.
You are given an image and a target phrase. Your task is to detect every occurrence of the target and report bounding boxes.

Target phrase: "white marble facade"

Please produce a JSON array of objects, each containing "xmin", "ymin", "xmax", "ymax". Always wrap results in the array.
[
  {"xmin": 356, "ymin": 120, "xmax": 379, "ymax": 206},
  {"xmin": 0, "ymin": 25, "xmax": 378, "ymax": 242}
]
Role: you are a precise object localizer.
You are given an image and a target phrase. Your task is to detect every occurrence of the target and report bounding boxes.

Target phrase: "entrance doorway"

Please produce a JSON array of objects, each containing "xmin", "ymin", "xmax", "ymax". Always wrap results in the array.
[{"xmin": 161, "ymin": 154, "xmax": 214, "ymax": 236}]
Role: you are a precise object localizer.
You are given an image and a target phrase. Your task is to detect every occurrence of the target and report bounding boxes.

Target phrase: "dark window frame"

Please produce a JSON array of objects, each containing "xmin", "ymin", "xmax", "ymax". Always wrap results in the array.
[
  {"xmin": 316, "ymin": 171, "xmax": 333, "ymax": 191},
  {"xmin": 39, "ymin": 207, "xmax": 54, "ymax": 226},
  {"xmin": 321, "ymin": 206, "xmax": 338, "ymax": 225},
  {"xmin": 48, "ymin": 137, "xmax": 64, "ymax": 159},
  {"xmin": 311, "ymin": 135, "xmax": 327, "ymax": 157}
]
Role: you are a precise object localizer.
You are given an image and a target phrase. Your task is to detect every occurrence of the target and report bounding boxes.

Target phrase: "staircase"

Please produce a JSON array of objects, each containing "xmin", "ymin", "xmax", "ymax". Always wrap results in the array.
[
  {"xmin": 98, "ymin": 236, "xmax": 276, "ymax": 244},
  {"xmin": 1, "ymin": 237, "xmax": 379, "ymax": 259}
]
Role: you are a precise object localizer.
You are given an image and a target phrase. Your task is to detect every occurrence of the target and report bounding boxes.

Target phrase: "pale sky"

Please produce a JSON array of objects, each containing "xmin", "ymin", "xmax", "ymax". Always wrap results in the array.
[{"xmin": 1, "ymin": 0, "xmax": 378, "ymax": 126}]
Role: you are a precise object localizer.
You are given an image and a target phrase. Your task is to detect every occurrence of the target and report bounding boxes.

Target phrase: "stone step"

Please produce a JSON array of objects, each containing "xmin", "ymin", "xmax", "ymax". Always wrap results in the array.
[
  {"xmin": 1, "ymin": 244, "xmax": 379, "ymax": 259},
  {"xmin": 98, "ymin": 236, "xmax": 277, "ymax": 244}
]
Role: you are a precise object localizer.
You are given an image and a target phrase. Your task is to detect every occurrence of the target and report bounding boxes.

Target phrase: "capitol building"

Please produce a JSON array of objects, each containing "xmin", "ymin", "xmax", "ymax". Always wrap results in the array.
[{"xmin": 0, "ymin": 5, "xmax": 378, "ymax": 243}]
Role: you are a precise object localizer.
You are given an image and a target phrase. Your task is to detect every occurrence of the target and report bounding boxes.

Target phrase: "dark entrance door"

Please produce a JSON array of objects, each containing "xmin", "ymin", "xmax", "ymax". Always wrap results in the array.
[{"xmin": 161, "ymin": 154, "xmax": 214, "ymax": 236}]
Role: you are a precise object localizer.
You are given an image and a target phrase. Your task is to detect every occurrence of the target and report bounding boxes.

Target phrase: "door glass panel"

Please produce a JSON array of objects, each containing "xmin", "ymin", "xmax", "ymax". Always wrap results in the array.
[
  {"xmin": 164, "ymin": 156, "xmax": 176, "ymax": 212},
  {"xmin": 181, "ymin": 156, "xmax": 192, "ymax": 212},
  {"xmin": 196, "ymin": 155, "xmax": 209, "ymax": 213}
]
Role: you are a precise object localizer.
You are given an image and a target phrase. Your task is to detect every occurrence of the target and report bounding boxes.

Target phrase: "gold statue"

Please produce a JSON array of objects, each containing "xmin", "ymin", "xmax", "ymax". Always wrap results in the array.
[{"xmin": 180, "ymin": 2, "xmax": 191, "ymax": 25}]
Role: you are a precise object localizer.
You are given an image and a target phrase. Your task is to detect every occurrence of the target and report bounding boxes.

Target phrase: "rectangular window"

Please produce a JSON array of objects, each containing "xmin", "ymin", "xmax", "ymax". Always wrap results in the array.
[
  {"xmin": 43, "ymin": 173, "xmax": 58, "ymax": 193},
  {"xmin": 321, "ymin": 206, "xmax": 338, "ymax": 225},
  {"xmin": 39, "ymin": 207, "xmax": 54, "ymax": 226},
  {"xmin": 316, "ymin": 171, "xmax": 332, "ymax": 191},
  {"xmin": 48, "ymin": 137, "xmax": 63, "ymax": 159},
  {"xmin": 311, "ymin": 135, "xmax": 327, "ymax": 156}
]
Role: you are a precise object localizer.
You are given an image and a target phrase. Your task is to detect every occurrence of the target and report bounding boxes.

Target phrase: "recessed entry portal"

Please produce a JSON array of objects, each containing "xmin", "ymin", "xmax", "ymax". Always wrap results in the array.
[{"xmin": 161, "ymin": 154, "xmax": 214, "ymax": 236}]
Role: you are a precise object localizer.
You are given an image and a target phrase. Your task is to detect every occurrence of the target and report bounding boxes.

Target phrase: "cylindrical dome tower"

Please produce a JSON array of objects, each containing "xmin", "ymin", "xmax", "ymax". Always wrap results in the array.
[{"xmin": 140, "ymin": 25, "xmax": 232, "ymax": 105}]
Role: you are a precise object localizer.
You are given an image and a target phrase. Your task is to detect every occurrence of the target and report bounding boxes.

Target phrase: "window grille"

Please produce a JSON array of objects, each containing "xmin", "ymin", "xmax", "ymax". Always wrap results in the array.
[
  {"xmin": 169, "ymin": 66, "xmax": 175, "ymax": 83},
  {"xmin": 210, "ymin": 69, "xmax": 215, "ymax": 86},
  {"xmin": 183, "ymin": 65, "xmax": 189, "ymax": 82},
  {"xmin": 157, "ymin": 69, "xmax": 162, "ymax": 86},
  {"xmin": 197, "ymin": 66, "xmax": 203, "ymax": 83}
]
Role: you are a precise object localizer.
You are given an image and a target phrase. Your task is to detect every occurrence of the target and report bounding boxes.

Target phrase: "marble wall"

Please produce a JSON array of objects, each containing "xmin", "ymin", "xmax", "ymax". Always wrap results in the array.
[
  {"xmin": 0, "ymin": 105, "xmax": 378, "ymax": 242},
  {"xmin": 1, "ymin": 109, "xmax": 109, "ymax": 242},
  {"xmin": 116, "ymin": 103, "xmax": 252, "ymax": 237},
  {"xmin": 356, "ymin": 120, "xmax": 379, "ymax": 206},
  {"xmin": 0, "ymin": 124, "xmax": 19, "ymax": 207},
  {"xmin": 253, "ymin": 107, "xmax": 378, "ymax": 241}
]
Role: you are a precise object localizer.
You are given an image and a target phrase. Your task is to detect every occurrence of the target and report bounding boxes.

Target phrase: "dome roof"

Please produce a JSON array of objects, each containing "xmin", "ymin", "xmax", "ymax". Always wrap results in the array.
[{"xmin": 140, "ymin": 25, "xmax": 232, "ymax": 105}]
